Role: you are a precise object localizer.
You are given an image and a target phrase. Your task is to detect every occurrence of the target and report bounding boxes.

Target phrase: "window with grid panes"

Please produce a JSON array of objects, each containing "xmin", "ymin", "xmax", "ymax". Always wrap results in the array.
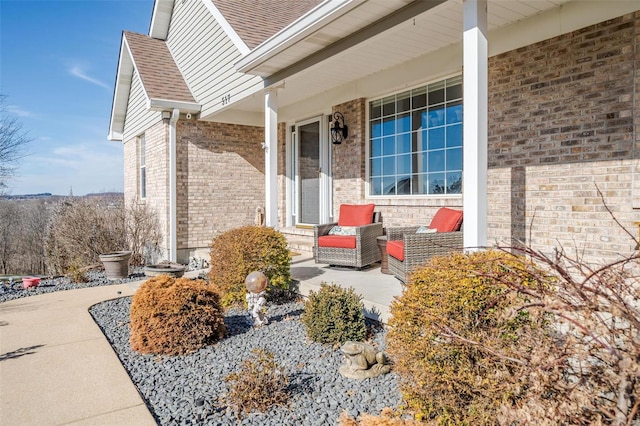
[{"xmin": 369, "ymin": 76, "xmax": 462, "ymax": 196}]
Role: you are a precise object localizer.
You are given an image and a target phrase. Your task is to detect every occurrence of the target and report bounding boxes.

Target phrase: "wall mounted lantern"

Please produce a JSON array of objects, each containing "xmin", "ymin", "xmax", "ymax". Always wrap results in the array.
[{"xmin": 330, "ymin": 112, "xmax": 348, "ymax": 144}]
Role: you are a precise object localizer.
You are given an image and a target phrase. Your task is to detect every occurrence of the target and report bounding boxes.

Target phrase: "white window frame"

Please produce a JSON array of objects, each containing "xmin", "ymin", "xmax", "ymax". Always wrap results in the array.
[
  {"xmin": 367, "ymin": 75, "xmax": 464, "ymax": 199},
  {"xmin": 139, "ymin": 134, "xmax": 146, "ymax": 199}
]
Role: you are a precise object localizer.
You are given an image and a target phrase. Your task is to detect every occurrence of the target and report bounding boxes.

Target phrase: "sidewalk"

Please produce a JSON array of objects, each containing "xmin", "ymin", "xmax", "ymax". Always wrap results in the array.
[
  {"xmin": 0, "ymin": 260, "xmax": 402, "ymax": 425},
  {"xmin": 0, "ymin": 281, "xmax": 155, "ymax": 426}
]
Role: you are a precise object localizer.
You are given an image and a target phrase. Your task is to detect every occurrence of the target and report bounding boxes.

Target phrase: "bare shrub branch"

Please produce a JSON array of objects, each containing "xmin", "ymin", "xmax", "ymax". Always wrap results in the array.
[{"xmin": 0, "ymin": 94, "xmax": 31, "ymax": 192}]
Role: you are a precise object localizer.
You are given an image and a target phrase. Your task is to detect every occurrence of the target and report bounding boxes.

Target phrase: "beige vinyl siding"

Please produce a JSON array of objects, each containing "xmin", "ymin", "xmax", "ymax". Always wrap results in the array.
[
  {"xmin": 167, "ymin": 0, "xmax": 262, "ymax": 118},
  {"xmin": 122, "ymin": 71, "xmax": 160, "ymax": 142}
]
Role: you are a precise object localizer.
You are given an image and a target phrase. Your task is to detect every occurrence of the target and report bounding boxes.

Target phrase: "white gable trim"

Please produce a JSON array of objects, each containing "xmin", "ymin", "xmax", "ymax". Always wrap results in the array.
[
  {"xmin": 148, "ymin": 98, "xmax": 201, "ymax": 113},
  {"xmin": 149, "ymin": 0, "xmax": 173, "ymax": 40},
  {"xmin": 108, "ymin": 36, "xmax": 134, "ymax": 141},
  {"xmin": 201, "ymin": 0, "xmax": 251, "ymax": 55}
]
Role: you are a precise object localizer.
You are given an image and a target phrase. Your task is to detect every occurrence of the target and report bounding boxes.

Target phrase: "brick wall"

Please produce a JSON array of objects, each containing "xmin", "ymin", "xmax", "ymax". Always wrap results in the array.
[
  {"xmin": 122, "ymin": 137, "xmax": 138, "ymax": 205},
  {"xmin": 277, "ymin": 122, "xmax": 287, "ymax": 228},
  {"xmin": 175, "ymin": 119, "xmax": 265, "ymax": 262},
  {"xmin": 331, "ymin": 99, "xmax": 367, "ymax": 218},
  {"xmin": 486, "ymin": 12, "xmax": 639, "ymax": 264},
  {"xmin": 123, "ymin": 120, "xmax": 170, "ymax": 260},
  {"xmin": 144, "ymin": 121, "xmax": 170, "ymax": 257},
  {"xmin": 333, "ymin": 12, "xmax": 639, "ymax": 265}
]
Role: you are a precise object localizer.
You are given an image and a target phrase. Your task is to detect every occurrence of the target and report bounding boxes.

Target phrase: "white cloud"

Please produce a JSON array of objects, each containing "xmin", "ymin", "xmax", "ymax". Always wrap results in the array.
[
  {"xmin": 69, "ymin": 65, "xmax": 110, "ymax": 90},
  {"xmin": 8, "ymin": 141, "xmax": 124, "ymax": 195},
  {"xmin": 5, "ymin": 105, "xmax": 32, "ymax": 117}
]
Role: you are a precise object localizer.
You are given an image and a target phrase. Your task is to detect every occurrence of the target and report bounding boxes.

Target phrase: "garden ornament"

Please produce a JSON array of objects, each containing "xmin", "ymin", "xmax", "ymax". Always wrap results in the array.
[
  {"xmin": 339, "ymin": 341, "xmax": 391, "ymax": 379},
  {"xmin": 245, "ymin": 271, "xmax": 268, "ymax": 327}
]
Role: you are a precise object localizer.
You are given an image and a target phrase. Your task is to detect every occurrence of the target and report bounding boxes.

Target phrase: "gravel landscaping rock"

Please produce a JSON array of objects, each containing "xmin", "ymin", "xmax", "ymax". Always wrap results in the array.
[
  {"xmin": 0, "ymin": 269, "xmax": 146, "ymax": 303},
  {"xmin": 90, "ymin": 298, "xmax": 402, "ymax": 425}
]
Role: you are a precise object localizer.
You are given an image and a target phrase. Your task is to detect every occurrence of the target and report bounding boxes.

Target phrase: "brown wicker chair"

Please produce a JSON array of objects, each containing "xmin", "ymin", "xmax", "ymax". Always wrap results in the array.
[
  {"xmin": 314, "ymin": 204, "xmax": 383, "ymax": 269},
  {"xmin": 386, "ymin": 208, "xmax": 464, "ymax": 282}
]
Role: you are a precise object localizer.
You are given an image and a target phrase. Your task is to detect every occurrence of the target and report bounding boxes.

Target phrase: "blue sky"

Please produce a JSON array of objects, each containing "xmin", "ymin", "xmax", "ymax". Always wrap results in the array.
[{"xmin": 1, "ymin": 0, "xmax": 154, "ymax": 195}]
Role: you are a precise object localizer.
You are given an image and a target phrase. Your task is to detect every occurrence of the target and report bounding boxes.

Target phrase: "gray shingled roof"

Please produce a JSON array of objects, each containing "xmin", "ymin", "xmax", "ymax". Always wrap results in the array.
[
  {"xmin": 211, "ymin": 0, "xmax": 323, "ymax": 49},
  {"xmin": 124, "ymin": 31, "xmax": 195, "ymax": 103}
]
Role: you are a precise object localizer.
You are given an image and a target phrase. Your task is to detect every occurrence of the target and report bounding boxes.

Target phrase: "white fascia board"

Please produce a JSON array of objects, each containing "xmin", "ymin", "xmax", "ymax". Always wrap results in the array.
[
  {"xmin": 108, "ymin": 130, "xmax": 123, "ymax": 141},
  {"xmin": 148, "ymin": 98, "xmax": 201, "ymax": 113},
  {"xmin": 107, "ymin": 36, "xmax": 134, "ymax": 141},
  {"xmin": 235, "ymin": 0, "xmax": 362, "ymax": 73},
  {"xmin": 201, "ymin": 0, "xmax": 251, "ymax": 55},
  {"xmin": 149, "ymin": 0, "xmax": 173, "ymax": 39}
]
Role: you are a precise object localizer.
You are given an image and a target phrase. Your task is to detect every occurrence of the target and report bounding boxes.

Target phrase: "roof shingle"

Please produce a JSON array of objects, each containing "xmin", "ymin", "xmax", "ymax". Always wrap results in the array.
[
  {"xmin": 124, "ymin": 31, "xmax": 195, "ymax": 103},
  {"xmin": 212, "ymin": 0, "xmax": 323, "ymax": 49}
]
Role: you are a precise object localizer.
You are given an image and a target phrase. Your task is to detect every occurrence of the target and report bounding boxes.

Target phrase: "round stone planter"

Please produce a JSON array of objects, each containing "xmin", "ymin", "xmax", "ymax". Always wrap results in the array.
[
  {"xmin": 144, "ymin": 264, "xmax": 186, "ymax": 278},
  {"xmin": 99, "ymin": 251, "xmax": 132, "ymax": 280}
]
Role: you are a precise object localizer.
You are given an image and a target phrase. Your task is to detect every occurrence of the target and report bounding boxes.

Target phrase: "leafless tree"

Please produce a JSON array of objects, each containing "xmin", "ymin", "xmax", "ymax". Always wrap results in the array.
[
  {"xmin": 0, "ymin": 200, "xmax": 20, "ymax": 274},
  {"xmin": 0, "ymin": 94, "xmax": 31, "ymax": 193}
]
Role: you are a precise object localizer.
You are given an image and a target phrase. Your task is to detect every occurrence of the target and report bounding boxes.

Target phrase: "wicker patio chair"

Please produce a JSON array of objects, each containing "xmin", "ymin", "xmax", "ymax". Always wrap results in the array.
[
  {"xmin": 314, "ymin": 204, "xmax": 383, "ymax": 269},
  {"xmin": 386, "ymin": 208, "xmax": 463, "ymax": 282}
]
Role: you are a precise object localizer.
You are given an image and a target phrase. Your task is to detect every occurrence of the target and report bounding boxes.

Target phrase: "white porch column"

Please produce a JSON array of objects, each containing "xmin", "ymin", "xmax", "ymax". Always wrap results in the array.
[
  {"xmin": 264, "ymin": 89, "xmax": 278, "ymax": 227},
  {"xmin": 463, "ymin": 0, "xmax": 488, "ymax": 250}
]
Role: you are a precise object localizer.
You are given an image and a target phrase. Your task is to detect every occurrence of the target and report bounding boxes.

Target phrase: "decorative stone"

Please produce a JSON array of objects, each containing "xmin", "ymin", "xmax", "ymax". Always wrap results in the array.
[
  {"xmin": 245, "ymin": 271, "xmax": 268, "ymax": 327},
  {"xmin": 338, "ymin": 341, "xmax": 391, "ymax": 380}
]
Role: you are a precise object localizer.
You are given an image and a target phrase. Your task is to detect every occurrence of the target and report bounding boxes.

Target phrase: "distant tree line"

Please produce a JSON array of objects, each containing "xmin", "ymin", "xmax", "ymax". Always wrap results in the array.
[
  {"xmin": 0, "ymin": 198, "xmax": 49, "ymax": 274},
  {"xmin": 0, "ymin": 194, "xmax": 162, "ymax": 275}
]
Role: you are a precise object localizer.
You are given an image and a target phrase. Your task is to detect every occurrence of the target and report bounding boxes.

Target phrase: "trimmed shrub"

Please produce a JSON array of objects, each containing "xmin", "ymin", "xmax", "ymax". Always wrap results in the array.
[
  {"xmin": 224, "ymin": 348, "xmax": 289, "ymax": 418},
  {"xmin": 130, "ymin": 276, "xmax": 226, "ymax": 355},
  {"xmin": 302, "ymin": 282, "xmax": 367, "ymax": 345},
  {"xmin": 386, "ymin": 250, "xmax": 549, "ymax": 424},
  {"xmin": 209, "ymin": 226, "xmax": 291, "ymax": 307}
]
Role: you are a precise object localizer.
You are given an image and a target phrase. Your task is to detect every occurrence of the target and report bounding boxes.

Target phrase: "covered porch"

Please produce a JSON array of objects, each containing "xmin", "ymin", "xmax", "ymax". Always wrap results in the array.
[{"xmin": 291, "ymin": 255, "xmax": 402, "ymax": 323}]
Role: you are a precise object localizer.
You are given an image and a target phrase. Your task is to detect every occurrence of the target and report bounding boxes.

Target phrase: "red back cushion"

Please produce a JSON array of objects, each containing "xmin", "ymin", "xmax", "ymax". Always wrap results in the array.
[
  {"xmin": 338, "ymin": 204, "xmax": 376, "ymax": 227},
  {"xmin": 387, "ymin": 241, "xmax": 405, "ymax": 261},
  {"xmin": 429, "ymin": 207, "xmax": 463, "ymax": 232}
]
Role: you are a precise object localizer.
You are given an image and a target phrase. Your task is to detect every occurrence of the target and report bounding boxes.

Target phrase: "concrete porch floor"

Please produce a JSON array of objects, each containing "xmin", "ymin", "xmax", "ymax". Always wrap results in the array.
[{"xmin": 290, "ymin": 255, "xmax": 404, "ymax": 323}]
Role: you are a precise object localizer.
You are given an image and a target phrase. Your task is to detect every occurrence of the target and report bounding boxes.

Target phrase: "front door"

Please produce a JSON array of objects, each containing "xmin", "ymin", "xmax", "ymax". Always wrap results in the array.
[{"xmin": 291, "ymin": 116, "xmax": 331, "ymax": 226}]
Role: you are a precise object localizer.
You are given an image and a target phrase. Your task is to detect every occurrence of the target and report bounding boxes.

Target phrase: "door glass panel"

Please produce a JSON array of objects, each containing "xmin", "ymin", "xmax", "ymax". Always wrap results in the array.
[{"xmin": 299, "ymin": 121, "xmax": 320, "ymax": 224}]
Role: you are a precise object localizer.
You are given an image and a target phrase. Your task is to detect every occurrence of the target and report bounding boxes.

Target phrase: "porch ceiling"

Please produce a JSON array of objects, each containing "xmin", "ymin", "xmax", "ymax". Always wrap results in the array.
[{"xmin": 223, "ymin": 0, "xmax": 571, "ymax": 117}]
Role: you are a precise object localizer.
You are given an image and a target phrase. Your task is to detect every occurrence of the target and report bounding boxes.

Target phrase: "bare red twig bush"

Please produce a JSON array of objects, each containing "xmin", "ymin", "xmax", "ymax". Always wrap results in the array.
[{"xmin": 493, "ymin": 243, "xmax": 640, "ymax": 426}]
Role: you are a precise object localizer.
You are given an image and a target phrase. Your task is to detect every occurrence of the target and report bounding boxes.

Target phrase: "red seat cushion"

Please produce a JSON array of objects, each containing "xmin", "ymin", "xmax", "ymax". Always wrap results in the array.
[
  {"xmin": 429, "ymin": 207, "xmax": 463, "ymax": 232},
  {"xmin": 387, "ymin": 240, "xmax": 405, "ymax": 261},
  {"xmin": 338, "ymin": 204, "xmax": 376, "ymax": 227},
  {"xmin": 318, "ymin": 235, "xmax": 357, "ymax": 249}
]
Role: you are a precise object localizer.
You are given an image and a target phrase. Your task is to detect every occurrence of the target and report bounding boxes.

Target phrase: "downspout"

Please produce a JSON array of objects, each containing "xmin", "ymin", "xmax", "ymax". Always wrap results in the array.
[{"xmin": 169, "ymin": 109, "xmax": 179, "ymax": 263}]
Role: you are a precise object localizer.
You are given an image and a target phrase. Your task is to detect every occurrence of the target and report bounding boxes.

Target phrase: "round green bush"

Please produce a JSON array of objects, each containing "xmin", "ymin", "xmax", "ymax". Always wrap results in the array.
[
  {"xmin": 302, "ymin": 282, "xmax": 367, "ymax": 345},
  {"xmin": 209, "ymin": 226, "xmax": 291, "ymax": 307},
  {"xmin": 130, "ymin": 275, "xmax": 226, "ymax": 355}
]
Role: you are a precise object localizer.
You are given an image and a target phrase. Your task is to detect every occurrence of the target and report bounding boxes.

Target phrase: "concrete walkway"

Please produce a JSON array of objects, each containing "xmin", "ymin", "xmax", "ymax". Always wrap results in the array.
[
  {"xmin": 0, "ymin": 259, "xmax": 402, "ymax": 425},
  {"xmin": 0, "ymin": 281, "xmax": 155, "ymax": 426},
  {"xmin": 292, "ymin": 256, "xmax": 403, "ymax": 323}
]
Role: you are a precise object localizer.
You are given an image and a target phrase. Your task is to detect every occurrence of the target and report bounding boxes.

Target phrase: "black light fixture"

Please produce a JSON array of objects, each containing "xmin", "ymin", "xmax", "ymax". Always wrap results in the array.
[{"xmin": 330, "ymin": 111, "xmax": 348, "ymax": 144}]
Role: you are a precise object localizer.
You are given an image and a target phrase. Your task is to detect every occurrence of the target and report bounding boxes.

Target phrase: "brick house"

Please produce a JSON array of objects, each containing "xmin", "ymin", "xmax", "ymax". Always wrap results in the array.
[{"xmin": 108, "ymin": 0, "xmax": 640, "ymax": 266}]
